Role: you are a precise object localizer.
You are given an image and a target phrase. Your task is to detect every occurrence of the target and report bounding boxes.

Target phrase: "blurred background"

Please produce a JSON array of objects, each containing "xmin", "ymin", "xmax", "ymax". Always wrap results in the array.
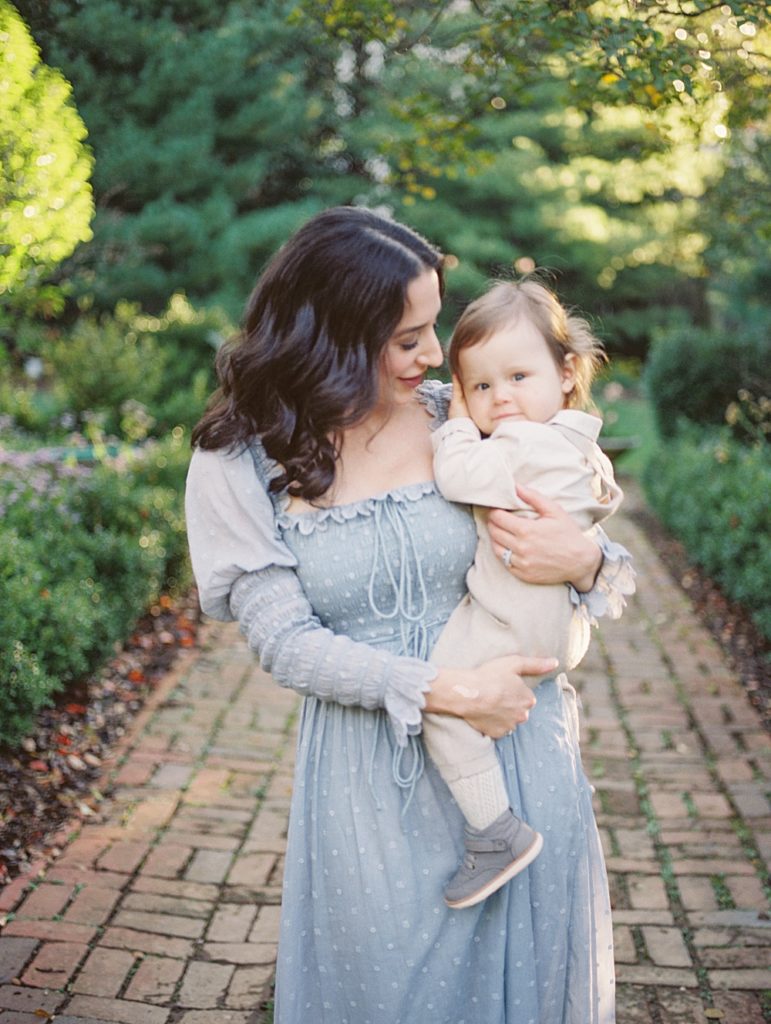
[{"xmin": 0, "ymin": 0, "xmax": 768, "ymax": 747}]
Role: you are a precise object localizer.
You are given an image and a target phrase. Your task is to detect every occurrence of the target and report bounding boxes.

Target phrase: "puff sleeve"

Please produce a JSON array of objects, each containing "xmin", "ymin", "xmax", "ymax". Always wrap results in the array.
[
  {"xmin": 185, "ymin": 446, "xmax": 297, "ymax": 621},
  {"xmin": 184, "ymin": 446, "xmax": 436, "ymax": 746}
]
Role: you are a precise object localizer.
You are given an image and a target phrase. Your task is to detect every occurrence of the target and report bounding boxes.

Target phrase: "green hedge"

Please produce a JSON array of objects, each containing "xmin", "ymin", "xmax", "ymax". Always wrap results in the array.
[
  {"xmin": 0, "ymin": 433, "xmax": 191, "ymax": 746},
  {"xmin": 644, "ymin": 325, "xmax": 769, "ymax": 439},
  {"xmin": 643, "ymin": 429, "xmax": 771, "ymax": 643}
]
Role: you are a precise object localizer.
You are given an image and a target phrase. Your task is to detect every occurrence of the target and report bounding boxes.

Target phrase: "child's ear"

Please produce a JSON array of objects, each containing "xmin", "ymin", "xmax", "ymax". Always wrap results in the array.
[{"xmin": 560, "ymin": 353, "xmax": 577, "ymax": 396}]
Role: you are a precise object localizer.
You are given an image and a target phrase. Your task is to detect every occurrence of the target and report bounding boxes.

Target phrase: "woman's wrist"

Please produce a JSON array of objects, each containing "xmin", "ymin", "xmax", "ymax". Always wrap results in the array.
[
  {"xmin": 570, "ymin": 536, "xmax": 604, "ymax": 593},
  {"xmin": 423, "ymin": 667, "xmax": 469, "ymax": 717}
]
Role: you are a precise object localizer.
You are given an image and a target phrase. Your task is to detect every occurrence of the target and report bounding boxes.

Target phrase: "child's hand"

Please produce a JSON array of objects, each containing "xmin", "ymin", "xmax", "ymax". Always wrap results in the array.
[{"xmin": 448, "ymin": 374, "xmax": 471, "ymax": 420}]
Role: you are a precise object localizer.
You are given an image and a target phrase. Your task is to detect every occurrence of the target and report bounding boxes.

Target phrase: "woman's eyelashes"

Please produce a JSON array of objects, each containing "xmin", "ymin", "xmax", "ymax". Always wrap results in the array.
[{"xmin": 399, "ymin": 323, "xmax": 440, "ymax": 352}]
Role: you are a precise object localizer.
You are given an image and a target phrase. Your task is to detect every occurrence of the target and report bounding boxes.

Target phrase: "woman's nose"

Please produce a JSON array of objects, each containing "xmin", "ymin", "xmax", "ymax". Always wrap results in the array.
[{"xmin": 418, "ymin": 331, "xmax": 444, "ymax": 368}]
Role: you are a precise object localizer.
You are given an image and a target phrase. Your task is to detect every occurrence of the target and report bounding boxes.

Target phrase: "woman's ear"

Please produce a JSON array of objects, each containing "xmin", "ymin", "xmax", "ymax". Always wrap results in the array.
[{"xmin": 560, "ymin": 353, "xmax": 577, "ymax": 396}]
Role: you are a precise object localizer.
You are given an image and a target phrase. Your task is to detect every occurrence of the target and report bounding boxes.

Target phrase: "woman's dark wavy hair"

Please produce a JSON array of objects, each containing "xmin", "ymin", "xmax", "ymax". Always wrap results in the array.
[{"xmin": 191, "ymin": 206, "xmax": 444, "ymax": 501}]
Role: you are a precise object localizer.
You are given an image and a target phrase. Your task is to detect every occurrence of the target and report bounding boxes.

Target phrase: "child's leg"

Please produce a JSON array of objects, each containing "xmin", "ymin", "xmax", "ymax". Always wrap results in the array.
[
  {"xmin": 423, "ymin": 712, "xmax": 542, "ymax": 910},
  {"xmin": 422, "ymin": 713, "xmax": 509, "ymax": 830},
  {"xmin": 427, "ymin": 596, "xmax": 543, "ymax": 908},
  {"xmin": 427, "ymin": 594, "xmax": 520, "ymax": 829}
]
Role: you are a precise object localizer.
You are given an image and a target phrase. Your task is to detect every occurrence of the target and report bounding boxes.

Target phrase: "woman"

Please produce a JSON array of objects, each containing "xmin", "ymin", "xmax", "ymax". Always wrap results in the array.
[{"xmin": 185, "ymin": 206, "xmax": 630, "ymax": 1023}]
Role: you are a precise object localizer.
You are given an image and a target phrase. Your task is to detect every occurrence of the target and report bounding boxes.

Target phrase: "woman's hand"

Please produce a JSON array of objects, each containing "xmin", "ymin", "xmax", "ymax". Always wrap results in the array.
[
  {"xmin": 425, "ymin": 655, "xmax": 557, "ymax": 738},
  {"xmin": 487, "ymin": 484, "xmax": 602, "ymax": 592}
]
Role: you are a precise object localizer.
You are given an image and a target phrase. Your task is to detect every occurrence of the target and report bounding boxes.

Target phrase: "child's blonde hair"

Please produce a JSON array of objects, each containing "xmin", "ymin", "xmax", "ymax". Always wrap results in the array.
[{"xmin": 449, "ymin": 279, "xmax": 606, "ymax": 410}]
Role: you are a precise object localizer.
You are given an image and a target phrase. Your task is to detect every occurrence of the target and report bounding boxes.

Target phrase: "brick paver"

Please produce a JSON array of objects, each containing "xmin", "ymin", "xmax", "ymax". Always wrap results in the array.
[{"xmin": 0, "ymin": 480, "xmax": 768, "ymax": 1022}]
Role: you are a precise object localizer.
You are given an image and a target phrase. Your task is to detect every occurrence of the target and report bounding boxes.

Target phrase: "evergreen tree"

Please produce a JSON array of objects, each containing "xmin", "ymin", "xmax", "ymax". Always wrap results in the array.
[
  {"xmin": 16, "ymin": 0, "xmax": 767, "ymax": 356},
  {"xmin": 16, "ymin": 0, "xmax": 375, "ymax": 314},
  {"xmin": 0, "ymin": 0, "xmax": 93, "ymax": 317}
]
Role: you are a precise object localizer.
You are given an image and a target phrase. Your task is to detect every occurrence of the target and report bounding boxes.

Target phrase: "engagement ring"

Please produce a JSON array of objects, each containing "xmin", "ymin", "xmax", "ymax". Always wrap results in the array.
[{"xmin": 501, "ymin": 548, "xmax": 513, "ymax": 568}]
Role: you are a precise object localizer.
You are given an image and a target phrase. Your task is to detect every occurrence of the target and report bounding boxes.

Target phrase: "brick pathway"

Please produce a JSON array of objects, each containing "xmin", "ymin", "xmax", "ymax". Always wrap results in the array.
[{"xmin": 0, "ymin": 483, "xmax": 769, "ymax": 1023}]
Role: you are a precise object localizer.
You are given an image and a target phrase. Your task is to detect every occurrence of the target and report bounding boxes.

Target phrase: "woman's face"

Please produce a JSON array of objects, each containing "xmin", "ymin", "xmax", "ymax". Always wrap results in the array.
[{"xmin": 379, "ymin": 269, "xmax": 444, "ymax": 406}]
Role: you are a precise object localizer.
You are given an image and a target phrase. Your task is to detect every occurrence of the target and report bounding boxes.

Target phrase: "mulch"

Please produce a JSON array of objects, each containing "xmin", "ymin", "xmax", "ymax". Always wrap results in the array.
[
  {"xmin": 0, "ymin": 507, "xmax": 768, "ymax": 889},
  {"xmin": 0, "ymin": 591, "xmax": 202, "ymax": 887}
]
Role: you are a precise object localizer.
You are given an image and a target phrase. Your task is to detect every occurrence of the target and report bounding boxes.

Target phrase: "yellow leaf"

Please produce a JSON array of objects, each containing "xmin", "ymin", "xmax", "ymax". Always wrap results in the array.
[{"xmin": 644, "ymin": 84, "xmax": 662, "ymax": 104}]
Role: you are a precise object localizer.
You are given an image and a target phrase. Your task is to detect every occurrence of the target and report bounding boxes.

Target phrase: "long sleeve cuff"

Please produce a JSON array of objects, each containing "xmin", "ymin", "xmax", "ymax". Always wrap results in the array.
[{"xmin": 569, "ymin": 528, "xmax": 636, "ymax": 626}]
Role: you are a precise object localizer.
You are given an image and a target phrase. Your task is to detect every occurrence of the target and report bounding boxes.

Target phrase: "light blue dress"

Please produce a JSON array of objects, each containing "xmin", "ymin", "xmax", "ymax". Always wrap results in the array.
[{"xmin": 185, "ymin": 382, "xmax": 624, "ymax": 1024}]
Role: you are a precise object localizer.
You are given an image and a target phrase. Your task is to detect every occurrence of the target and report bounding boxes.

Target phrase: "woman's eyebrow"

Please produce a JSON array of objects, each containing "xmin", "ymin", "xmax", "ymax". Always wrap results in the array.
[{"xmin": 393, "ymin": 320, "xmax": 427, "ymax": 337}]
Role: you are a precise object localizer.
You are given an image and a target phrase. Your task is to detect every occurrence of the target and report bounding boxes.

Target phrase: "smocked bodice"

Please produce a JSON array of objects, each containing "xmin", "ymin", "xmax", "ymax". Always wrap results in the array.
[{"xmin": 276, "ymin": 482, "xmax": 477, "ymax": 660}]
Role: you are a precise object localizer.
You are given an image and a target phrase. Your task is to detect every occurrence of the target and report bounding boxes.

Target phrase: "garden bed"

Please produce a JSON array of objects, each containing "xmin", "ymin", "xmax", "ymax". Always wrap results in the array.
[{"xmin": 0, "ymin": 589, "xmax": 201, "ymax": 886}]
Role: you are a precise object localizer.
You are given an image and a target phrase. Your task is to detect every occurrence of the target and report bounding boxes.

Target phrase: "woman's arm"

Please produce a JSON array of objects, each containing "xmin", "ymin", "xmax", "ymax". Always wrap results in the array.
[{"xmin": 228, "ymin": 565, "xmax": 436, "ymax": 746}]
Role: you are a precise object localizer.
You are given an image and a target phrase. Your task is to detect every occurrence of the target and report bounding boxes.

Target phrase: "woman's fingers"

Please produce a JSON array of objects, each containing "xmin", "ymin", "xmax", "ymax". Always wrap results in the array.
[
  {"xmin": 514, "ymin": 484, "xmax": 564, "ymax": 517},
  {"xmin": 487, "ymin": 490, "xmax": 596, "ymax": 586},
  {"xmin": 456, "ymin": 655, "xmax": 553, "ymax": 737},
  {"xmin": 515, "ymin": 655, "xmax": 559, "ymax": 678}
]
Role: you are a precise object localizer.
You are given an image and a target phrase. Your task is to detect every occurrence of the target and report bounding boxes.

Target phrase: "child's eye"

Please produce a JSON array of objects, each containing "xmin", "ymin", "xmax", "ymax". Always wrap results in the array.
[
  {"xmin": 475, "ymin": 382, "xmax": 489, "ymax": 392},
  {"xmin": 511, "ymin": 372, "xmax": 526, "ymax": 382}
]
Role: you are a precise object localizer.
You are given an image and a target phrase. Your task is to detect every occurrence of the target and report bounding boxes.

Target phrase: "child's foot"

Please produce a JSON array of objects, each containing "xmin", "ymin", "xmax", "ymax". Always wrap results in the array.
[{"xmin": 444, "ymin": 808, "xmax": 543, "ymax": 910}]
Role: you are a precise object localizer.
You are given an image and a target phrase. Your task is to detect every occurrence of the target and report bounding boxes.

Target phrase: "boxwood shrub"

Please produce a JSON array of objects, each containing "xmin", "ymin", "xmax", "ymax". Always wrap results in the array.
[
  {"xmin": 644, "ymin": 326, "xmax": 769, "ymax": 439},
  {"xmin": 0, "ymin": 433, "xmax": 191, "ymax": 746},
  {"xmin": 643, "ymin": 428, "xmax": 771, "ymax": 643}
]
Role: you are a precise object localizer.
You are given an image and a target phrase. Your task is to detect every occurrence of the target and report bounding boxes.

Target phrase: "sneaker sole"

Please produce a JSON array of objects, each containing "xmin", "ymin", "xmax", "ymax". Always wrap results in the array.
[{"xmin": 444, "ymin": 831, "xmax": 544, "ymax": 910}]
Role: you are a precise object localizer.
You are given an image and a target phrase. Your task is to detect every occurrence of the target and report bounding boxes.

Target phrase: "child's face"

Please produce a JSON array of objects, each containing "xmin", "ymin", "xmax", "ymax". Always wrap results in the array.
[{"xmin": 458, "ymin": 316, "xmax": 574, "ymax": 435}]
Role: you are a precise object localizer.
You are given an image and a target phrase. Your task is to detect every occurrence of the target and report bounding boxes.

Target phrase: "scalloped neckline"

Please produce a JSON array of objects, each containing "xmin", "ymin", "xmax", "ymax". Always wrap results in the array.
[{"xmin": 278, "ymin": 478, "xmax": 438, "ymax": 527}]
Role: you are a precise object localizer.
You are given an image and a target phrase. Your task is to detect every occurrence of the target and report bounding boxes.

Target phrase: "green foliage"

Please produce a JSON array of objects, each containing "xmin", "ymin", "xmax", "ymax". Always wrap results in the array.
[
  {"xmin": 0, "ymin": 434, "xmax": 191, "ymax": 746},
  {"xmin": 643, "ymin": 429, "xmax": 771, "ymax": 642},
  {"xmin": 703, "ymin": 130, "xmax": 771, "ymax": 330},
  {"xmin": 0, "ymin": 530, "xmax": 61, "ymax": 743},
  {"xmin": 293, "ymin": 1, "xmax": 768, "ymax": 126},
  {"xmin": 47, "ymin": 305, "xmax": 166, "ymax": 433},
  {"xmin": 0, "ymin": 0, "xmax": 93, "ymax": 314},
  {"xmin": 130, "ymin": 294, "xmax": 231, "ymax": 432},
  {"xmin": 15, "ymin": 0, "xmax": 766, "ymax": 352},
  {"xmin": 0, "ymin": 378, "xmax": 66, "ymax": 435},
  {"xmin": 400, "ymin": 89, "xmax": 726, "ymax": 356},
  {"xmin": 16, "ymin": 0, "xmax": 352, "ymax": 315},
  {"xmin": 0, "ymin": 294, "xmax": 231, "ymax": 440},
  {"xmin": 644, "ymin": 326, "xmax": 770, "ymax": 437}
]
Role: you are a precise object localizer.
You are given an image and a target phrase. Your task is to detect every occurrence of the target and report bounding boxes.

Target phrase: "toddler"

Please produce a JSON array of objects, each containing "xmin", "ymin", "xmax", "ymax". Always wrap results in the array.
[{"xmin": 426, "ymin": 279, "xmax": 627, "ymax": 909}]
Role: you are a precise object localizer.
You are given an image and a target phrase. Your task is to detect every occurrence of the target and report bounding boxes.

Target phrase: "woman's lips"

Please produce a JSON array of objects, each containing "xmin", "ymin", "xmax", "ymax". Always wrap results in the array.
[{"xmin": 399, "ymin": 374, "xmax": 424, "ymax": 388}]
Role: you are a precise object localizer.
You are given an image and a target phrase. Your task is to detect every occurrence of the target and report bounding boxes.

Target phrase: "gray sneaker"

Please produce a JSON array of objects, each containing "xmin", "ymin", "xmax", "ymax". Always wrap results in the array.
[{"xmin": 444, "ymin": 808, "xmax": 543, "ymax": 910}]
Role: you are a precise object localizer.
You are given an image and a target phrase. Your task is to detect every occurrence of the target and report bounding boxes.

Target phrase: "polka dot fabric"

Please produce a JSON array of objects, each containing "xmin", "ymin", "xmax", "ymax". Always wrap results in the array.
[{"xmin": 274, "ymin": 487, "xmax": 614, "ymax": 1022}]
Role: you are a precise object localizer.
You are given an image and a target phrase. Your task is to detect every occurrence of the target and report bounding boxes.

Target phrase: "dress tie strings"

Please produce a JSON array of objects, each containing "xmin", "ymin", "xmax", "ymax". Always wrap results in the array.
[{"xmin": 367, "ymin": 498, "xmax": 429, "ymax": 813}]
